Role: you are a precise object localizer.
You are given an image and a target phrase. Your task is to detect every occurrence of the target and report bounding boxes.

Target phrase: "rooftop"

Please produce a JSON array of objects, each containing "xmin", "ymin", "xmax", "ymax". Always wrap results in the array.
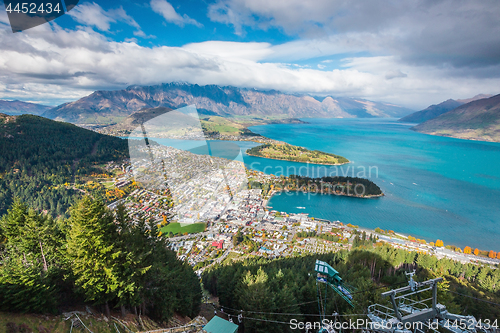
[{"xmin": 203, "ymin": 316, "xmax": 238, "ymax": 333}]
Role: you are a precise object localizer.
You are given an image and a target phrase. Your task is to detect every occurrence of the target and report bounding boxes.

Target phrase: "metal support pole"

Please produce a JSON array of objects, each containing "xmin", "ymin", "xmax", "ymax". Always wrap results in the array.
[
  {"xmin": 389, "ymin": 292, "xmax": 403, "ymax": 321},
  {"xmin": 432, "ymin": 281, "xmax": 438, "ymax": 310}
]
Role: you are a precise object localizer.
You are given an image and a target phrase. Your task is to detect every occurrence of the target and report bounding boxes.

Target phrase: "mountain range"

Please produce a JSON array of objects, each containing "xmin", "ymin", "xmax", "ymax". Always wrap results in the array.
[
  {"xmin": 412, "ymin": 94, "xmax": 500, "ymax": 142},
  {"xmin": 41, "ymin": 82, "xmax": 414, "ymax": 124},
  {"xmin": 399, "ymin": 94, "xmax": 491, "ymax": 124},
  {"xmin": 5, "ymin": 83, "xmax": 499, "ymax": 142},
  {"xmin": 0, "ymin": 99, "xmax": 52, "ymax": 116},
  {"xmin": 399, "ymin": 99, "xmax": 465, "ymax": 123}
]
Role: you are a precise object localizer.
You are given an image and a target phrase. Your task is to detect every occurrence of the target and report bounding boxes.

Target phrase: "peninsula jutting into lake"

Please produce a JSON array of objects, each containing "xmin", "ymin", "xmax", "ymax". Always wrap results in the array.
[
  {"xmin": 251, "ymin": 174, "xmax": 384, "ymax": 198},
  {"xmin": 246, "ymin": 142, "xmax": 349, "ymax": 165}
]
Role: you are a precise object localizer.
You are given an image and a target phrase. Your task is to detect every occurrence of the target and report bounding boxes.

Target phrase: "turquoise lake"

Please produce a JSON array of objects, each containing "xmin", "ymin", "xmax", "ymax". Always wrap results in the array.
[
  {"xmin": 245, "ymin": 118, "xmax": 500, "ymax": 251},
  {"xmin": 143, "ymin": 118, "xmax": 500, "ymax": 251}
]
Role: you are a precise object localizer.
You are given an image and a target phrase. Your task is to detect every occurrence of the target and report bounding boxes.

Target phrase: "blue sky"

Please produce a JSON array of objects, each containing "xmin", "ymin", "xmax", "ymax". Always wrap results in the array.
[
  {"xmin": 1, "ymin": 0, "xmax": 500, "ymax": 108},
  {"xmin": 56, "ymin": 0, "xmax": 296, "ymax": 47}
]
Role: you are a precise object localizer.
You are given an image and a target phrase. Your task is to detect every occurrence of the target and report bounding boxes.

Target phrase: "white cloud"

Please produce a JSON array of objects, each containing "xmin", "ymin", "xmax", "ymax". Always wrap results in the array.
[
  {"xmin": 68, "ymin": 2, "xmax": 147, "ymax": 37},
  {"xmin": 0, "ymin": 7, "xmax": 9, "ymax": 25},
  {"xmin": 385, "ymin": 70, "xmax": 407, "ymax": 80},
  {"xmin": 0, "ymin": 23, "xmax": 500, "ymax": 109},
  {"xmin": 109, "ymin": 6, "xmax": 141, "ymax": 31},
  {"xmin": 208, "ymin": 0, "xmax": 500, "ymax": 73},
  {"xmin": 150, "ymin": 0, "xmax": 202, "ymax": 28},
  {"xmin": 68, "ymin": 2, "xmax": 114, "ymax": 31},
  {"xmin": 183, "ymin": 41, "xmax": 272, "ymax": 62}
]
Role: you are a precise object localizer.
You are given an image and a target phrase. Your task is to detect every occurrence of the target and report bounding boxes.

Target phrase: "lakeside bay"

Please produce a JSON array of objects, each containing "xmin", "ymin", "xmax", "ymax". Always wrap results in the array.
[{"xmin": 249, "ymin": 118, "xmax": 500, "ymax": 251}]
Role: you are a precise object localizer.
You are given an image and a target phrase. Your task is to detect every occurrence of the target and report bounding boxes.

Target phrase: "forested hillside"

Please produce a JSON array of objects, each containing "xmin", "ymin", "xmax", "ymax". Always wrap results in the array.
[
  {"xmin": 203, "ymin": 245, "xmax": 500, "ymax": 332},
  {"xmin": 0, "ymin": 197, "xmax": 201, "ymax": 319},
  {"xmin": 0, "ymin": 114, "xmax": 129, "ymax": 217}
]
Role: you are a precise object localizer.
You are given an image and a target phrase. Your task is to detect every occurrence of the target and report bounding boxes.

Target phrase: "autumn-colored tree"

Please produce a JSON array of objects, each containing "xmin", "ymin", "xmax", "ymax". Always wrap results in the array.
[
  {"xmin": 473, "ymin": 248, "xmax": 479, "ymax": 256},
  {"xmin": 497, "ymin": 252, "xmax": 500, "ymax": 259},
  {"xmin": 435, "ymin": 239, "xmax": 444, "ymax": 247},
  {"xmin": 488, "ymin": 250, "xmax": 497, "ymax": 258},
  {"xmin": 463, "ymin": 246, "xmax": 472, "ymax": 254}
]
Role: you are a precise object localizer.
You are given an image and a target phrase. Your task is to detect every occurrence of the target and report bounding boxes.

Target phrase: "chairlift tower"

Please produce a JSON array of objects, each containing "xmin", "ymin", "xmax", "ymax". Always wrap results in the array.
[
  {"xmin": 314, "ymin": 259, "xmax": 355, "ymax": 333},
  {"xmin": 367, "ymin": 274, "xmax": 488, "ymax": 333}
]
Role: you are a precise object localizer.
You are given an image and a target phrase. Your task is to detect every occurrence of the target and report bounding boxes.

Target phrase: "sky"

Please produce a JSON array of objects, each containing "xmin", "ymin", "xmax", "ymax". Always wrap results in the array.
[{"xmin": 0, "ymin": 0, "xmax": 500, "ymax": 109}]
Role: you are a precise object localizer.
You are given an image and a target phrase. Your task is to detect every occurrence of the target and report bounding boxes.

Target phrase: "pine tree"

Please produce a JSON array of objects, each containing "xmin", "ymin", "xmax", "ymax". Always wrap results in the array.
[
  {"xmin": 0, "ymin": 199, "xmax": 62, "ymax": 312},
  {"xmin": 66, "ymin": 196, "xmax": 121, "ymax": 316}
]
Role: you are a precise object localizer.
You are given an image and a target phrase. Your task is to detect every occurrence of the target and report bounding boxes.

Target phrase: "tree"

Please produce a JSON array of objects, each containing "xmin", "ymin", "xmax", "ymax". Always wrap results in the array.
[
  {"xmin": 352, "ymin": 235, "xmax": 361, "ymax": 248},
  {"xmin": 488, "ymin": 250, "xmax": 497, "ymax": 259},
  {"xmin": 464, "ymin": 246, "xmax": 472, "ymax": 254},
  {"xmin": 232, "ymin": 230, "xmax": 243, "ymax": 247},
  {"xmin": 473, "ymin": 248, "xmax": 479, "ymax": 256},
  {"xmin": 0, "ymin": 199, "xmax": 63, "ymax": 312},
  {"xmin": 114, "ymin": 205, "xmax": 152, "ymax": 315},
  {"xmin": 66, "ymin": 196, "xmax": 121, "ymax": 316},
  {"xmin": 237, "ymin": 268, "xmax": 278, "ymax": 332},
  {"xmin": 435, "ymin": 239, "xmax": 444, "ymax": 247},
  {"xmin": 0, "ymin": 197, "xmax": 202, "ymax": 321}
]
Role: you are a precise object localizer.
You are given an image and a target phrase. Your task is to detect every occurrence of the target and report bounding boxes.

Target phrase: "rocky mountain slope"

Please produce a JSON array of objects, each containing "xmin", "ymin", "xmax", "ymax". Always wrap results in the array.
[
  {"xmin": 42, "ymin": 82, "xmax": 413, "ymax": 124},
  {"xmin": 399, "ymin": 99, "xmax": 464, "ymax": 123},
  {"xmin": 412, "ymin": 94, "xmax": 500, "ymax": 142},
  {"xmin": 399, "ymin": 94, "xmax": 492, "ymax": 124}
]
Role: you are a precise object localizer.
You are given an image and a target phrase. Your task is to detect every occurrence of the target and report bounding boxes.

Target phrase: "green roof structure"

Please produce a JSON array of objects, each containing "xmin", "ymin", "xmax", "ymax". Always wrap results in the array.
[
  {"xmin": 203, "ymin": 316, "xmax": 238, "ymax": 333},
  {"xmin": 315, "ymin": 259, "xmax": 341, "ymax": 282}
]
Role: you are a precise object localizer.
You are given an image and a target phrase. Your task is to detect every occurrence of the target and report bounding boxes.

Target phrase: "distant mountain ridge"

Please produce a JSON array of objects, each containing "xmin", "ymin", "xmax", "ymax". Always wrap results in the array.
[
  {"xmin": 399, "ymin": 94, "xmax": 492, "ymax": 124},
  {"xmin": 399, "ymin": 99, "xmax": 464, "ymax": 123},
  {"xmin": 42, "ymin": 82, "xmax": 413, "ymax": 124},
  {"xmin": 412, "ymin": 94, "xmax": 500, "ymax": 142},
  {"xmin": 457, "ymin": 94, "xmax": 492, "ymax": 104},
  {"xmin": 0, "ymin": 99, "xmax": 52, "ymax": 116}
]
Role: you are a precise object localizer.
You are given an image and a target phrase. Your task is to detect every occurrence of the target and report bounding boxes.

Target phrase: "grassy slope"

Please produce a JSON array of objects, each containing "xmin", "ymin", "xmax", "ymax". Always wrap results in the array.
[
  {"xmin": 161, "ymin": 222, "xmax": 207, "ymax": 235},
  {"xmin": 200, "ymin": 116, "xmax": 246, "ymax": 135},
  {"xmin": 0, "ymin": 311, "xmax": 161, "ymax": 333}
]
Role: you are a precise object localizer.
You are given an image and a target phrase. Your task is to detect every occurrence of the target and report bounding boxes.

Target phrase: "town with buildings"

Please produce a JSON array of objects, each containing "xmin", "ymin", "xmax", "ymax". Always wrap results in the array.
[{"xmin": 103, "ymin": 140, "xmax": 500, "ymax": 277}]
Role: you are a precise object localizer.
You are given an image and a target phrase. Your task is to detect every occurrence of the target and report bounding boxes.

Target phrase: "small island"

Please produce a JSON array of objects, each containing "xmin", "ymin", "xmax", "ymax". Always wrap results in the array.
[{"xmin": 246, "ymin": 143, "xmax": 349, "ymax": 165}]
